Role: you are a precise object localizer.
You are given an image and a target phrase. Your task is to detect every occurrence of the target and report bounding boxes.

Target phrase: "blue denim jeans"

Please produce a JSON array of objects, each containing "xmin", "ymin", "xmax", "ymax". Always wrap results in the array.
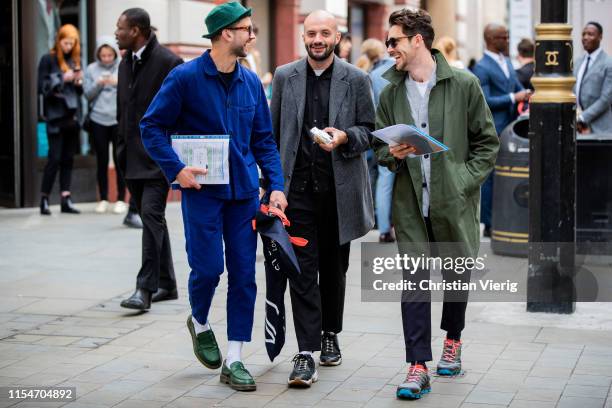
[{"xmin": 375, "ymin": 165, "xmax": 395, "ymax": 234}]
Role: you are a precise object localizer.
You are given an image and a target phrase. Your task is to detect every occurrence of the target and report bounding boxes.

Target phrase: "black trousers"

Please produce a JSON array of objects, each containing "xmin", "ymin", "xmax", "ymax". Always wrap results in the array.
[
  {"xmin": 41, "ymin": 120, "xmax": 79, "ymax": 195},
  {"xmin": 126, "ymin": 178, "xmax": 176, "ymax": 293},
  {"xmin": 401, "ymin": 217, "xmax": 469, "ymax": 362},
  {"xmin": 90, "ymin": 121, "xmax": 126, "ymax": 201},
  {"xmin": 285, "ymin": 189, "xmax": 350, "ymax": 351}
]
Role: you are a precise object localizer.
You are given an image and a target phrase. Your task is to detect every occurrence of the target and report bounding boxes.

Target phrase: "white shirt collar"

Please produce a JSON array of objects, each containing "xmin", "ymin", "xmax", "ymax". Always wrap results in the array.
[
  {"xmin": 133, "ymin": 44, "xmax": 147, "ymax": 60},
  {"xmin": 484, "ymin": 49, "xmax": 505, "ymax": 62},
  {"xmin": 585, "ymin": 46, "xmax": 602, "ymax": 62}
]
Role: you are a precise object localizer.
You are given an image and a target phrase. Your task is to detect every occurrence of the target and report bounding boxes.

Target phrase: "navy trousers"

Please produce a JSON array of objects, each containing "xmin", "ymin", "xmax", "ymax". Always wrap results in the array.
[
  {"xmin": 181, "ymin": 190, "xmax": 259, "ymax": 342},
  {"xmin": 401, "ymin": 217, "xmax": 469, "ymax": 362}
]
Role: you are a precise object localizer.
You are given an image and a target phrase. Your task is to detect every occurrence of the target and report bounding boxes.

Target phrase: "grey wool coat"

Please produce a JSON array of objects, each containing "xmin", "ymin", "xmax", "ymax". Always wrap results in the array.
[{"xmin": 270, "ymin": 56, "xmax": 375, "ymax": 245}]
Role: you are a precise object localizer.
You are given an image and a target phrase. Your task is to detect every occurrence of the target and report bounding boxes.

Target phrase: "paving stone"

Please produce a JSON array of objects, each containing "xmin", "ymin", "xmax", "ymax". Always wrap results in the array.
[
  {"xmin": 556, "ymin": 396, "xmax": 605, "ymax": 408},
  {"xmin": 130, "ymin": 385, "xmax": 187, "ymax": 402},
  {"xmin": 465, "ymin": 389, "xmax": 515, "ymax": 405},
  {"xmin": 514, "ymin": 386, "xmax": 562, "ymax": 402},
  {"xmin": 325, "ymin": 387, "xmax": 377, "ymax": 403},
  {"xmin": 568, "ymin": 374, "xmax": 612, "ymax": 387},
  {"xmin": 164, "ymin": 397, "xmax": 222, "ymax": 408},
  {"xmin": 185, "ymin": 384, "xmax": 236, "ymax": 399},
  {"xmin": 563, "ymin": 384, "xmax": 610, "ymax": 399},
  {"xmin": 112, "ymin": 399, "xmax": 166, "ymax": 408},
  {"xmin": 508, "ymin": 400, "xmax": 556, "ymax": 408}
]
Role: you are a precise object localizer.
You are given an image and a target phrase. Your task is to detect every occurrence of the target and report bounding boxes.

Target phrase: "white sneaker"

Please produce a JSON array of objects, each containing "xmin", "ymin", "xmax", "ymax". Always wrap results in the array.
[
  {"xmin": 95, "ymin": 200, "xmax": 109, "ymax": 213},
  {"xmin": 112, "ymin": 200, "xmax": 128, "ymax": 214}
]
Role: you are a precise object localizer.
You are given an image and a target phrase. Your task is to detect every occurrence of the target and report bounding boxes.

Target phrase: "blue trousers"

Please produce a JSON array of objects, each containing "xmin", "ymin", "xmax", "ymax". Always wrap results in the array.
[
  {"xmin": 181, "ymin": 190, "xmax": 259, "ymax": 342},
  {"xmin": 375, "ymin": 165, "xmax": 395, "ymax": 234},
  {"xmin": 480, "ymin": 171, "xmax": 494, "ymax": 228}
]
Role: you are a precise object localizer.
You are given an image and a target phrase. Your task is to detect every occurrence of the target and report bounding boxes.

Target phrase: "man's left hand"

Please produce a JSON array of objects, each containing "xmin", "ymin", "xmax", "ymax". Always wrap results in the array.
[
  {"xmin": 269, "ymin": 190, "xmax": 288, "ymax": 212},
  {"xmin": 318, "ymin": 127, "xmax": 348, "ymax": 152}
]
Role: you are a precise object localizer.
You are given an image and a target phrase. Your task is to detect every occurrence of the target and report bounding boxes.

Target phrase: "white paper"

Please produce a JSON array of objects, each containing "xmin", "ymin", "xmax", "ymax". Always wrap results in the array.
[
  {"xmin": 372, "ymin": 124, "xmax": 449, "ymax": 156},
  {"xmin": 171, "ymin": 135, "xmax": 230, "ymax": 185}
]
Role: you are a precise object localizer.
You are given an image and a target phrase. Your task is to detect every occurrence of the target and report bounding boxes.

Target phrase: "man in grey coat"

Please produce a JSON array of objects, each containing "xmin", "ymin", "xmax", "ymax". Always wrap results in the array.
[
  {"xmin": 574, "ymin": 21, "xmax": 612, "ymax": 135},
  {"xmin": 270, "ymin": 10, "xmax": 375, "ymax": 387}
]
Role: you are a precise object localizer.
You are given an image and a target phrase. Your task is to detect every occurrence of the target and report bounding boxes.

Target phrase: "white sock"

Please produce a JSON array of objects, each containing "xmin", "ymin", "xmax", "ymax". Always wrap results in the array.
[
  {"xmin": 192, "ymin": 316, "xmax": 210, "ymax": 335},
  {"xmin": 226, "ymin": 340, "xmax": 243, "ymax": 365},
  {"xmin": 299, "ymin": 351, "xmax": 313, "ymax": 356}
]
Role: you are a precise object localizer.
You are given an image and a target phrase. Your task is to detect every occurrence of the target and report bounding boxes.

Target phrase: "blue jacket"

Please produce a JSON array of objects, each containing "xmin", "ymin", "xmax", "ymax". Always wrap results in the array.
[
  {"xmin": 473, "ymin": 54, "xmax": 523, "ymax": 135},
  {"xmin": 140, "ymin": 50, "xmax": 284, "ymax": 200}
]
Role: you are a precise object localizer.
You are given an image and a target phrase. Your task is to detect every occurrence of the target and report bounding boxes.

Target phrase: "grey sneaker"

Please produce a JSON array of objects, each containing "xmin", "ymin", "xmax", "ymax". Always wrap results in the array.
[
  {"xmin": 396, "ymin": 364, "xmax": 431, "ymax": 399},
  {"xmin": 288, "ymin": 353, "xmax": 318, "ymax": 387},
  {"xmin": 436, "ymin": 339, "xmax": 462, "ymax": 376}
]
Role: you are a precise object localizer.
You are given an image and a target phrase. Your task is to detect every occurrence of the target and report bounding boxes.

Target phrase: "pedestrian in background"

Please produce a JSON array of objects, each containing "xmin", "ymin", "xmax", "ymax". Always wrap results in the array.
[
  {"xmin": 84, "ymin": 36, "xmax": 129, "ymax": 215},
  {"xmin": 271, "ymin": 10, "xmax": 375, "ymax": 387},
  {"xmin": 355, "ymin": 38, "xmax": 388, "ymax": 221},
  {"xmin": 115, "ymin": 8, "xmax": 183, "ymax": 311},
  {"xmin": 574, "ymin": 21, "xmax": 612, "ymax": 135},
  {"xmin": 38, "ymin": 23, "xmax": 83, "ymax": 216},
  {"xmin": 334, "ymin": 31, "xmax": 352, "ymax": 60},
  {"xmin": 141, "ymin": 1, "xmax": 285, "ymax": 391},
  {"xmin": 434, "ymin": 36, "xmax": 465, "ymax": 69},
  {"xmin": 374, "ymin": 8, "xmax": 498, "ymax": 399},
  {"xmin": 515, "ymin": 38, "xmax": 534, "ymax": 91},
  {"xmin": 473, "ymin": 23, "xmax": 528, "ymax": 238}
]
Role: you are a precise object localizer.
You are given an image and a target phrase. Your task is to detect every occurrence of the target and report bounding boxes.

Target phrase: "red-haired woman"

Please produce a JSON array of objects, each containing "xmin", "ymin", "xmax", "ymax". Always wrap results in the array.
[{"xmin": 38, "ymin": 24, "xmax": 83, "ymax": 215}]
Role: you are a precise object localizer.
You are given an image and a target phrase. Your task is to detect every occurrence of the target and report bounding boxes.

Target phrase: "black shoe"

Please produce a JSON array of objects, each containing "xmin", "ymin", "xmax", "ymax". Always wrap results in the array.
[
  {"xmin": 152, "ymin": 287, "xmax": 178, "ymax": 302},
  {"xmin": 123, "ymin": 211, "xmax": 143, "ymax": 229},
  {"xmin": 483, "ymin": 226, "xmax": 491, "ymax": 238},
  {"xmin": 120, "ymin": 288, "xmax": 151, "ymax": 310},
  {"xmin": 320, "ymin": 331, "xmax": 342, "ymax": 366},
  {"xmin": 40, "ymin": 196, "xmax": 51, "ymax": 215},
  {"xmin": 288, "ymin": 354, "xmax": 318, "ymax": 387},
  {"xmin": 379, "ymin": 232, "xmax": 395, "ymax": 243},
  {"xmin": 60, "ymin": 195, "xmax": 80, "ymax": 214}
]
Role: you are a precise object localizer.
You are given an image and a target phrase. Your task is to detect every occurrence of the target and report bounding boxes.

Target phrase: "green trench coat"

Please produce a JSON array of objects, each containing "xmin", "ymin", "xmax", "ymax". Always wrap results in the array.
[{"xmin": 373, "ymin": 50, "xmax": 499, "ymax": 258}]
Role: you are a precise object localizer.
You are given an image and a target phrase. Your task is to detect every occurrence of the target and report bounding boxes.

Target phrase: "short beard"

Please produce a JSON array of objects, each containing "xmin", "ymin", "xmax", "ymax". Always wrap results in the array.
[
  {"xmin": 231, "ymin": 43, "xmax": 248, "ymax": 58},
  {"xmin": 306, "ymin": 43, "xmax": 334, "ymax": 61}
]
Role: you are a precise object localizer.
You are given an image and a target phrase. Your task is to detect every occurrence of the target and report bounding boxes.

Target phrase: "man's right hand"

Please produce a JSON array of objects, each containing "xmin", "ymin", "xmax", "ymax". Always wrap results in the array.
[
  {"xmin": 389, "ymin": 144, "xmax": 417, "ymax": 160},
  {"xmin": 514, "ymin": 90, "xmax": 530, "ymax": 102},
  {"xmin": 176, "ymin": 166, "xmax": 207, "ymax": 190}
]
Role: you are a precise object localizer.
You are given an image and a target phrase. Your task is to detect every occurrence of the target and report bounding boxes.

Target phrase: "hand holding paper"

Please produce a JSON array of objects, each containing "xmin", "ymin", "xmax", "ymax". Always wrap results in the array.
[{"xmin": 176, "ymin": 166, "xmax": 208, "ymax": 189}]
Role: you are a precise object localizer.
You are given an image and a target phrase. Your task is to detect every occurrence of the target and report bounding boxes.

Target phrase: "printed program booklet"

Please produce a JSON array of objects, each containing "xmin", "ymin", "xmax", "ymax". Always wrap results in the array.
[
  {"xmin": 372, "ymin": 124, "xmax": 449, "ymax": 156},
  {"xmin": 171, "ymin": 135, "xmax": 230, "ymax": 186}
]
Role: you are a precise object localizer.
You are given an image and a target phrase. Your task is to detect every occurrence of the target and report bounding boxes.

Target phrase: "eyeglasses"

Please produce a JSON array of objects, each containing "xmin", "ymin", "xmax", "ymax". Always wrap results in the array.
[
  {"xmin": 385, "ymin": 35, "xmax": 414, "ymax": 49},
  {"xmin": 226, "ymin": 26, "xmax": 254, "ymax": 36}
]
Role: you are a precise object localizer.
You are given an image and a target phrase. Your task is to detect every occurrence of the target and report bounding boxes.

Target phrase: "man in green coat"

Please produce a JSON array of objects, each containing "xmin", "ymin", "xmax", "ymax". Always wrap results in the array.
[{"xmin": 373, "ymin": 9, "xmax": 499, "ymax": 399}]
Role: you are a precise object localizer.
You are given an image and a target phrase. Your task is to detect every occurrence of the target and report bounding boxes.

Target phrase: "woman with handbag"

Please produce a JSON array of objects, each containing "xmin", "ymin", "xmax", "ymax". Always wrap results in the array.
[
  {"xmin": 84, "ymin": 37, "xmax": 127, "ymax": 214},
  {"xmin": 38, "ymin": 24, "xmax": 83, "ymax": 215}
]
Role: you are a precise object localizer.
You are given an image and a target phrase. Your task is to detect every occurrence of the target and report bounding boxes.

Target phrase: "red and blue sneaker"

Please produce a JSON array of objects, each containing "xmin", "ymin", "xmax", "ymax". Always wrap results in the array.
[
  {"xmin": 396, "ymin": 364, "xmax": 431, "ymax": 399},
  {"xmin": 436, "ymin": 339, "xmax": 462, "ymax": 376}
]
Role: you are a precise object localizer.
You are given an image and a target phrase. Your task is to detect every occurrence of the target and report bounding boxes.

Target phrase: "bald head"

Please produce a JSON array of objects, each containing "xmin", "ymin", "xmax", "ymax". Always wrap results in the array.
[
  {"xmin": 302, "ymin": 10, "xmax": 340, "ymax": 65},
  {"xmin": 304, "ymin": 10, "xmax": 338, "ymax": 32},
  {"xmin": 484, "ymin": 23, "xmax": 509, "ymax": 54}
]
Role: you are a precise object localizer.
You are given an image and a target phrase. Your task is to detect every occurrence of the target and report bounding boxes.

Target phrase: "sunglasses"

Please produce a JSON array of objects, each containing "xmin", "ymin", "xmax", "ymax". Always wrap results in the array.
[
  {"xmin": 226, "ymin": 25, "xmax": 254, "ymax": 36},
  {"xmin": 385, "ymin": 35, "xmax": 415, "ymax": 49}
]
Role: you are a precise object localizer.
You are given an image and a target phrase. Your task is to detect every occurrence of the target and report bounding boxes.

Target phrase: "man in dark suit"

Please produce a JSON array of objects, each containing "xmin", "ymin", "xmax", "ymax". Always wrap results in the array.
[
  {"xmin": 473, "ymin": 24, "xmax": 529, "ymax": 238},
  {"xmin": 271, "ymin": 10, "xmax": 375, "ymax": 387},
  {"xmin": 115, "ymin": 8, "xmax": 183, "ymax": 310}
]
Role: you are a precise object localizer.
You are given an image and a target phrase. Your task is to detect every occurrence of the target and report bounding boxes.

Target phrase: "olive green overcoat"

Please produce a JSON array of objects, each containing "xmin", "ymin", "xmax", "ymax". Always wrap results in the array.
[{"xmin": 374, "ymin": 50, "xmax": 499, "ymax": 257}]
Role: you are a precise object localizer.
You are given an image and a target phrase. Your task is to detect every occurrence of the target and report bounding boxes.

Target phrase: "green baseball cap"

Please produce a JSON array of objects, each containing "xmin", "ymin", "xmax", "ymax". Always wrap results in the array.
[{"xmin": 202, "ymin": 2, "xmax": 252, "ymax": 39}]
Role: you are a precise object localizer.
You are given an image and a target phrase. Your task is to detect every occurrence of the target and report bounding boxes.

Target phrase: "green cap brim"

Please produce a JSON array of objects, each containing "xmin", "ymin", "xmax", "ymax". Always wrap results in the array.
[{"xmin": 202, "ymin": 8, "xmax": 252, "ymax": 39}]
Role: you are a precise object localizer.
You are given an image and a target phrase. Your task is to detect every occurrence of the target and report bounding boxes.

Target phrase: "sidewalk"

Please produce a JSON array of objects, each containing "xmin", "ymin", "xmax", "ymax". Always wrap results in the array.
[{"xmin": 1, "ymin": 203, "xmax": 611, "ymax": 408}]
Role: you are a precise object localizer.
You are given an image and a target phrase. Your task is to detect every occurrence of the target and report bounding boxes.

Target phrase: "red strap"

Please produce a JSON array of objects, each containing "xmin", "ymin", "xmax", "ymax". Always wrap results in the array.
[{"xmin": 289, "ymin": 236, "xmax": 308, "ymax": 247}]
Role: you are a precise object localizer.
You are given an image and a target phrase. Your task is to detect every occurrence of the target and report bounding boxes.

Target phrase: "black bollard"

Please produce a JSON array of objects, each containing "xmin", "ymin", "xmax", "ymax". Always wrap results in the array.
[{"xmin": 527, "ymin": 0, "xmax": 576, "ymax": 314}]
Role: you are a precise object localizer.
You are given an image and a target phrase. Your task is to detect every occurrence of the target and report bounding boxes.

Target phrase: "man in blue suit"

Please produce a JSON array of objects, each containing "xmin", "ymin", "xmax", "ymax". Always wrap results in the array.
[
  {"xmin": 140, "ymin": 2, "xmax": 286, "ymax": 391},
  {"xmin": 473, "ymin": 24, "xmax": 530, "ymax": 237}
]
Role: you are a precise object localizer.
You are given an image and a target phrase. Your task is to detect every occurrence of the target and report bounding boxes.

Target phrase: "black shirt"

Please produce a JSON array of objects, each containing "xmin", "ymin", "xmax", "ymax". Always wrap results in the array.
[
  {"xmin": 218, "ymin": 70, "xmax": 235, "ymax": 90},
  {"xmin": 291, "ymin": 61, "xmax": 334, "ymax": 193}
]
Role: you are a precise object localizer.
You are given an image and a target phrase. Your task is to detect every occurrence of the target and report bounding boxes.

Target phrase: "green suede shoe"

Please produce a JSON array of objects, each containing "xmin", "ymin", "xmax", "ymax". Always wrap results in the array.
[
  {"xmin": 186, "ymin": 315, "xmax": 222, "ymax": 369},
  {"xmin": 220, "ymin": 360, "xmax": 256, "ymax": 391}
]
